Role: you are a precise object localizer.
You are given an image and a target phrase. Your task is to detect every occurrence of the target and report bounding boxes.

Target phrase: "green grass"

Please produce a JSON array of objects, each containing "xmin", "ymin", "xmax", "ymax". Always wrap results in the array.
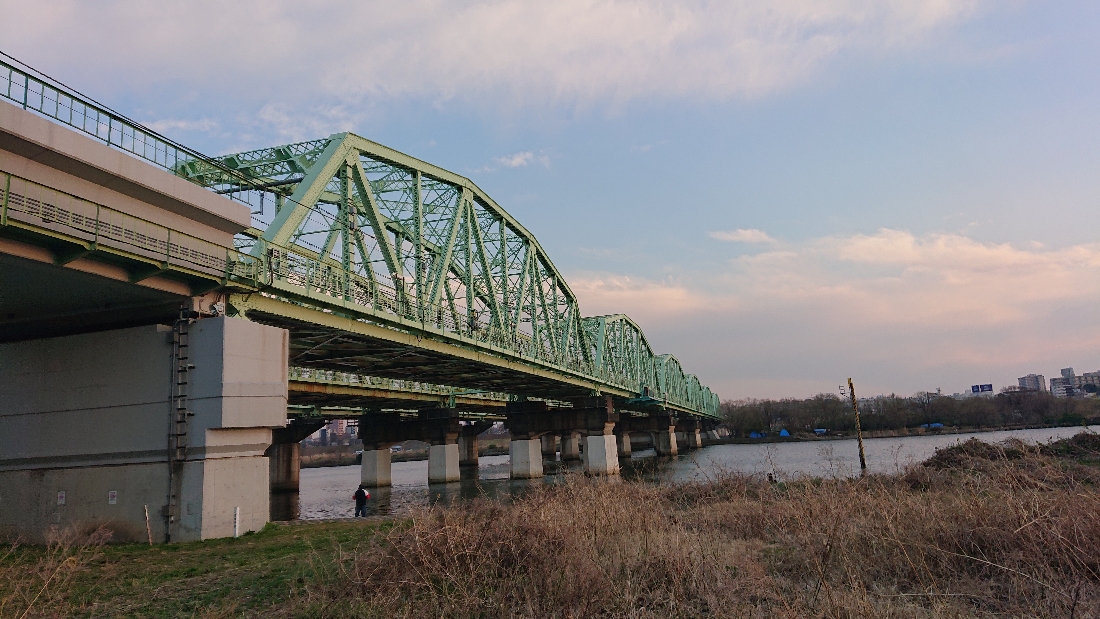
[{"xmin": 2, "ymin": 520, "xmax": 390, "ymax": 618}]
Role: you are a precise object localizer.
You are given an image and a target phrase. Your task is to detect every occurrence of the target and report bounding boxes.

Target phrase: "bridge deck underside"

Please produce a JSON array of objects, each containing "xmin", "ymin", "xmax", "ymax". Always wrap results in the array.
[
  {"xmin": 287, "ymin": 380, "xmax": 506, "ymax": 415},
  {"xmin": 0, "ymin": 252, "xmax": 185, "ymax": 342},
  {"xmin": 245, "ymin": 308, "xmax": 600, "ymax": 400}
]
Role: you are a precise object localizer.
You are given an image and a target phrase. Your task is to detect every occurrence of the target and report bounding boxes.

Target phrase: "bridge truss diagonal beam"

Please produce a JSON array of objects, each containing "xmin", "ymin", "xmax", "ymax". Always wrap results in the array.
[{"xmin": 175, "ymin": 134, "xmax": 719, "ymax": 417}]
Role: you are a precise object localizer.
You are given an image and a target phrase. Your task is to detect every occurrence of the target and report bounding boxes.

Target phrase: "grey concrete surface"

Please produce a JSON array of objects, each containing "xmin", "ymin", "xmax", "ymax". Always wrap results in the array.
[{"xmin": 0, "ymin": 317, "xmax": 288, "ymax": 543}]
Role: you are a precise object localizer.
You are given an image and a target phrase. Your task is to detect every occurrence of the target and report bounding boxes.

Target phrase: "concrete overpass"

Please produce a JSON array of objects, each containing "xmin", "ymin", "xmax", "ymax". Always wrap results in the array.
[{"xmin": 0, "ymin": 57, "xmax": 720, "ymax": 543}]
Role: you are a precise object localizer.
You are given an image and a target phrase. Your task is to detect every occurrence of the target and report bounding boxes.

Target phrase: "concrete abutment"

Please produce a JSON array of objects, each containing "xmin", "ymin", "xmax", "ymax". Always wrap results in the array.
[{"xmin": 0, "ymin": 317, "xmax": 289, "ymax": 543}]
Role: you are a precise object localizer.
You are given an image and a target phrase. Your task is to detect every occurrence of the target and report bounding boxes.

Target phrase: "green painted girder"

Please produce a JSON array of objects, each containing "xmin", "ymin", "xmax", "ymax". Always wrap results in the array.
[{"xmin": 177, "ymin": 133, "xmax": 719, "ymax": 417}]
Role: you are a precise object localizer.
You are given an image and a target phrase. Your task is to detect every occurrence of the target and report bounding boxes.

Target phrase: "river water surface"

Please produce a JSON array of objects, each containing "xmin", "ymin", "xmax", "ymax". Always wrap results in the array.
[{"xmin": 300, "ymin": 425, "xmax": 1099, "ymax": 520}]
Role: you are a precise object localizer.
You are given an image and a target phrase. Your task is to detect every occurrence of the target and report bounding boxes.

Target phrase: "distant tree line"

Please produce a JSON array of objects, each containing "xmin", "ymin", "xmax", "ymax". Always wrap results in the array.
[{"xmin": 719, "ymin": 390, "xmax": 1100, "ymax": 437}]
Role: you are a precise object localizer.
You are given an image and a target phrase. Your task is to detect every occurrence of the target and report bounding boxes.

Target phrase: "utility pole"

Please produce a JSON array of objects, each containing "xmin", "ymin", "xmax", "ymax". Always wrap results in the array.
[{"xmin": 847, "ymin": 378, "xmax": 867, "ymax": 475}]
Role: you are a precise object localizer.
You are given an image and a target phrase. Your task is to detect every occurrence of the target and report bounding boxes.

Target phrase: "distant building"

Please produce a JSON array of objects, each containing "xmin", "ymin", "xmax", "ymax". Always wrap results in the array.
[
  {"xmin": 1051, "ymin": 368, "xmax": 1077, "ymax": 398},
  {"xmin": 1018, "ymin": 374, "xmax": 1047, "ymax": 392},
  {"xmin": 1073, "ymin": 370, "xmax": 1100, "ymax": 391},
  {"xmin": 1052, "ymin": 384, "xmax": 1075, "ymax": 398},
  {"xmin": 953, "ymin": 384, "xmax": 994, "ymax": 399}
]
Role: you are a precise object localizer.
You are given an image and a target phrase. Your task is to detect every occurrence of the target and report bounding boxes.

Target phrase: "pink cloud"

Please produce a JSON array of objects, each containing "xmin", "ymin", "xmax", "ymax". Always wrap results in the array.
[{"xmin": 570, "ymin": 229, "xmax": 1100, "ymax": 400}]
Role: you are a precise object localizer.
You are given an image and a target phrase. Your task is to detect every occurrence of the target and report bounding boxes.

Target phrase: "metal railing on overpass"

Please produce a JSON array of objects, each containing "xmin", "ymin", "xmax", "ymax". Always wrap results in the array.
[
  {"xmin": 0, "ymin": 168, "xmax": 259, "ymax": 282},
  {"xmin": 0, "ymin": 56, "xmax": 261, "ymax": 209}
]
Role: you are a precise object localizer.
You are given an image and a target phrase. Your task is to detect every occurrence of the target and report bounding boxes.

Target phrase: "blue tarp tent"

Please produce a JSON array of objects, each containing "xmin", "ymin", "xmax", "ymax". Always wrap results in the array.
[{"xmin": 779, "ymin": 429, "xmax": 790, "ymax": 437}]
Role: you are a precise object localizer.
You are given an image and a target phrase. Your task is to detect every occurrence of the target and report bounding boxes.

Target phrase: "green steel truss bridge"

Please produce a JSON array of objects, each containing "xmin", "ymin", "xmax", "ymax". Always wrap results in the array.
[{"xmin": 0, "ymin": 58, "xmax": 719, "ymax": 419}]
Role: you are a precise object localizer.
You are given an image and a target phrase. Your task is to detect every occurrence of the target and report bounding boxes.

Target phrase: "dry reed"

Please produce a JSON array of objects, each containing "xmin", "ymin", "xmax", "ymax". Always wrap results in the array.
[{"xmin": 289, "ymin": 435, "xmax": 1100, "ymax": 618}]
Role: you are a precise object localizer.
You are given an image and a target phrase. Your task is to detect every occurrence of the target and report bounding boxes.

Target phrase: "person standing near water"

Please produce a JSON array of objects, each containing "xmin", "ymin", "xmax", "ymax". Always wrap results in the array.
[{"xmin": 353, "ymin": 484, "xmax": 370, "ymax": 517}]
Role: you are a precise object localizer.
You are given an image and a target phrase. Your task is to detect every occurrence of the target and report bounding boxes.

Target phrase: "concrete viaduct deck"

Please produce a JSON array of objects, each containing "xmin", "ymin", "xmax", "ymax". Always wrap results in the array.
[{"xmin": 0, "ymin": 57, "xmax": 720, "ymax": 543}]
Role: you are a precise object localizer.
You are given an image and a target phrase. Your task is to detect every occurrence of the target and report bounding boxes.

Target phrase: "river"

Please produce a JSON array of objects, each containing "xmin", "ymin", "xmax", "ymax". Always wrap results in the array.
[{"xmin": 299, "ymin": 425, "xmax": 1099, "ymax": 520}]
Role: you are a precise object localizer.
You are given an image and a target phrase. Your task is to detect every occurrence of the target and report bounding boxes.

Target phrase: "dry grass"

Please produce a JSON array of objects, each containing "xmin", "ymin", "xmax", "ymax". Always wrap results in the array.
[
  {"xmin": 1, "ymin": 526, "xmax": 110, "ymax": 619},
  {"xmin": 4, "ymin": 434, "xmax": 1100, "ymax": 618},
  {"xmin": 291, "ymin": 435, "xmax": 1100, "ymax": 618}
]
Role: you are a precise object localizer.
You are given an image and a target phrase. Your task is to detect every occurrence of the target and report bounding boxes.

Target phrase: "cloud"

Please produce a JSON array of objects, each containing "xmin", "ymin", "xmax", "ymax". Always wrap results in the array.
[
  {"xmin": 0, "ymin": 0, "xmax": 986, "ymax": 110},
  {"xmin": 709, "ymin": 228, "xmax": 777, "ymax": 243},
  {"xmin": 475, "ymin": 150, "xmax": 551, "ymax": 173},
  {"xmin": 496, "ymin": 152, "xmax": 534, "ymax": 168},
  {"xmin": 570, "ymin": 274, "xmax": 712, "ymax": 320},
  {"xmin": 735, "ymin": 229, "xmax": 1100, "ymax": 326},
  {"xmin": 494, "ymin": 151, "xmax": 550, "ymax": 168},
  {"xmin": 252, "ymin": 103, "xmax": 362, "ymax": 144},
  {"xmin": 142, "ymin": 118, "xmax": 219, "ymax": 134},
  {"xmin": 570, "ymin": 229, "xmax": 1100, "ymax": 400}
]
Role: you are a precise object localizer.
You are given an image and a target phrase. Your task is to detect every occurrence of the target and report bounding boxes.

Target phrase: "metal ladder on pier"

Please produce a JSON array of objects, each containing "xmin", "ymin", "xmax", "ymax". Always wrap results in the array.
[{"xmin": 166, "ymin": 307, "xmax": 196, "ymax": 541}]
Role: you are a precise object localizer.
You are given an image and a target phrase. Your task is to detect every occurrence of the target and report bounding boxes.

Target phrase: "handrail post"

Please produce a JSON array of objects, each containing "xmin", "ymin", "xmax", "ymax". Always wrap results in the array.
[{"xmin": 1, "ymin": 173, "xmax": 9, "ymax": 227}]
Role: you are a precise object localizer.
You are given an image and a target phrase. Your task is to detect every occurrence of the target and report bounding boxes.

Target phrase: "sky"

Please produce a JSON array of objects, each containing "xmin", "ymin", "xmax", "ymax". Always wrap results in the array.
[{"xmin": 3, "ymin": 0, "xmax": 1099, "ymax": 400}]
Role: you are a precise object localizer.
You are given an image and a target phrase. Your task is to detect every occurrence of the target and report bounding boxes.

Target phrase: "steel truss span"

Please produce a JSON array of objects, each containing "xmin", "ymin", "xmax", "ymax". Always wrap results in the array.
[{"xmin": 176, "ymin": 133, "xmax": 718, "ymax": 417}]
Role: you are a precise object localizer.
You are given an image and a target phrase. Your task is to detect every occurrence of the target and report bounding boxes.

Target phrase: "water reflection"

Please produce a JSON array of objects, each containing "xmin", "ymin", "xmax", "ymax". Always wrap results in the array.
[{"xmin": 299, "ymin": 426, "xmax": 1098, "ymax": 520}]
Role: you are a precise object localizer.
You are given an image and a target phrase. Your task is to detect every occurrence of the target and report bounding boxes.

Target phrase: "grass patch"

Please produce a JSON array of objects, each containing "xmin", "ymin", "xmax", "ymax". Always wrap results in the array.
[{"xmin": 1, "ymin": 520, "xmax": 388, "ymax": 618}]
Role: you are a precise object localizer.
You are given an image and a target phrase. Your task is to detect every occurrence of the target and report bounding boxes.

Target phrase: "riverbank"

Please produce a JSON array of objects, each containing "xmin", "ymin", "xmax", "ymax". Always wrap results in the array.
[
  {"xmin": 4, "ymin": 432, "xmax": 1099, "ymax": 617},
  {"xmin": 716, "ymin": 420, "xmax": 1096, "ymax": 444}
]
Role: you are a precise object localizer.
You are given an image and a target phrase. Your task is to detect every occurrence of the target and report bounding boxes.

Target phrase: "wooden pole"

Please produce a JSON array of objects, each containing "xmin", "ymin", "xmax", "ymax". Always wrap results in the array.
[
  {"xmin": 847, "ymin": 378, "xmax": 867, "ymax": 475},
  {"xmin": 144, "ymin": 505, "xmax": 153, "ymax": 546}
]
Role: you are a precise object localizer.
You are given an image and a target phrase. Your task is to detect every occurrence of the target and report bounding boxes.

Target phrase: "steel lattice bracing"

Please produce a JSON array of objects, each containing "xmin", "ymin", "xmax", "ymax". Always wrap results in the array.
[{"xmin": 176, "ymin": 133, "xmax": 719, "ymax": 417}]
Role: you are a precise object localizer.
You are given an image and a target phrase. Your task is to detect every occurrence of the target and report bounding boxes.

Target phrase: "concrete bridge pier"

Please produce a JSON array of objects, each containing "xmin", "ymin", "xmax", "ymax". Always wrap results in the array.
[
  {"xmin": 358, "ymin": 409, "xmax": 467, "ymax": 486},
  {"xmin": 653, "ymin": 417, "xmax": 679, "ymax": 457},
  {"xmin": 681, "ymin": 419, "xmax": 703, "ymax": 450},
  {"xmin": 360, "ymin": 447, "xmax": 393, "ymax": 488},
  {"xmin": 541, "ymin": 434, "xmax": 559, "ymax": 460},
  {"xmin": 424, "ymin": 410, "xmax": 463, "ymax": 484},
  {"xmin": 505, "ymin": 396, "xmax": 621, "ymax": 477},
  {"xmin": 428, "ymin": 432, "xmax": 461, "ymax": 484},
  {"xmin": 266, "ymin": 419, "xmax": 325, "ymax": 521},
  {"xmin": 428, "ymin": 443, "xmax": 460, "ymax": 483},
  {"xmin": 358, "ymin": 412, "xmax": 404, "ymax": 488},
  {"xmin": 583, "ymin": 423, "xmax": 620, "ymax": 476},
  {"xmin": 654, "ymin": 430, "xmax": 678, "ymax": 456},
  {"xmin": 456, "ymin": 421, "xmax": 491, "ymax": 479},
  {"xmin": 458, "ymin": 435, "xmax": 479, "ymax": 468},
  {"xmin": 509, "ymin": 435, "xmax": 545, "ymax": 479},
  {"xmin": 616, "ymin": 431, "xmax": 632, "ymax": 458},
  {"xmin": 560, "ymin": 431, "xmax": 582, "ymax": 461}
]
